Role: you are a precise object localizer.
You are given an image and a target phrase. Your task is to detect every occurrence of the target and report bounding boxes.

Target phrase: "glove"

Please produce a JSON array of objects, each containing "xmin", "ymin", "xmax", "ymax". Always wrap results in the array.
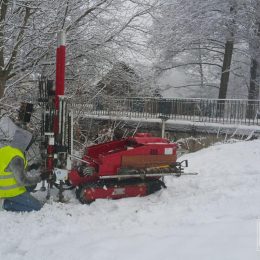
[
  {"xmin": 28, "ymin": 163, "xmax": 41, "ymax": 171},
  {"xmin": 40, "ymin": 171, "xmax": 56, "ymax": 182},
  {"xmin": 40, "ymin": 171, "xmax": 50, "ymax": 181},
  {"xmin": 26, "ymin": 184, "xmax": 37, "ymax": 192}
]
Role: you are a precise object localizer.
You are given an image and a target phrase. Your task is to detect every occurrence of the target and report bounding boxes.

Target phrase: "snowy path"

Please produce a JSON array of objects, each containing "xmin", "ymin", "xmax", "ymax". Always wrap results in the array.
[{"xmin": 1, "ymin": 140, "xmax": 260, "ymax": 260}]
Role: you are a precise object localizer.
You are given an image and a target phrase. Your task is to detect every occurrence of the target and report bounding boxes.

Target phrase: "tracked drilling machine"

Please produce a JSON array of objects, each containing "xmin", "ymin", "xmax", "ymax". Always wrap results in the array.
[{"xmin": 36, "ymin": 31, "xmax": 197, "ymax": 204}]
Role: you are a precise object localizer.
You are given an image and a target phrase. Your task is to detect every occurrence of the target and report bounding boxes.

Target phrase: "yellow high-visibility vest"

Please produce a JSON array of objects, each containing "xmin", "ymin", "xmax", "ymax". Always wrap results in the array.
[{"xmin": 0, "ymin": 146, "xmax": 27, "ymax": 198}]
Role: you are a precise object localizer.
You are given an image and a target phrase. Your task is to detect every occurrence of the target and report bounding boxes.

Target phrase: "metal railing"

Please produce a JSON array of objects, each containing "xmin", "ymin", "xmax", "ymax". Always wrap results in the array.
[{"xmin": 71, "ymin": 97, "xmax": 260, "ymax": 126}]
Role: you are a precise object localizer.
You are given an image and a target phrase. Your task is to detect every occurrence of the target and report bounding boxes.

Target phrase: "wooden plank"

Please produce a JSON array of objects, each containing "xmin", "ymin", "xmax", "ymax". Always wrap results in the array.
[{"xmin": 121, "ymin": 155, "xmax": 177, "ymax": 168}]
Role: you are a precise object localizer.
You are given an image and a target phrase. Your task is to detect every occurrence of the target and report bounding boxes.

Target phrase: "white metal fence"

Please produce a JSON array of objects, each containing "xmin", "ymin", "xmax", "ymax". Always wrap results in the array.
[{"xmin": 70, "ymin": 97, "xmax": 260, "ymax": 126}]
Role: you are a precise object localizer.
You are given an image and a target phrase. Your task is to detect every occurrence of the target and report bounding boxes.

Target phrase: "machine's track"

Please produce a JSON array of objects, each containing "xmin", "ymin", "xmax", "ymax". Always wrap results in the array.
[{"xmin": 76, "ymin": 178, "xmax": 166, "ymax": 204}]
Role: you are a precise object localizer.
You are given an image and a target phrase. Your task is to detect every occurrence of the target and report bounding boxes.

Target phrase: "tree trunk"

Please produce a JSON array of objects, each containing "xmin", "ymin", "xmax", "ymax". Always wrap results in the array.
[
  {"xmin": 198, "ymin": 42, "xmax": 204, "ymax": 97},
  {"xmin": 218, "ymin": 40, "xmax": 234, "ymax": 99},
  {"xmin": 246, "ymin": 59, "xmax": 260, "ymax": 119},
  {"xmin": 246, "ymin": 7, "xmax": 260, "ymax": 119},
  {"xmin": 248, "ymin": 20, "xmax": 260, "ymax": 101},
  {"xmin": 248, "ymin": 59, "xmax": 259, "ymax": 100},
  {"xmin": 217, "ymin": 40, "xmax": 234, "ymax": 117},
  {"xmin": 217, "ymin": 1, "xmax": 237, "ymax": 117},
  {"xmin": 0, "ymin": 77, "xmax": 6, "ymax": 98}
]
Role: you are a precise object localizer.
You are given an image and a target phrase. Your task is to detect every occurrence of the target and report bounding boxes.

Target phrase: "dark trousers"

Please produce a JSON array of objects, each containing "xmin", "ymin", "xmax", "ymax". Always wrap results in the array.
[{"xmin": 3, "ymin": 191, "xmax": 42, "ymax": 212}]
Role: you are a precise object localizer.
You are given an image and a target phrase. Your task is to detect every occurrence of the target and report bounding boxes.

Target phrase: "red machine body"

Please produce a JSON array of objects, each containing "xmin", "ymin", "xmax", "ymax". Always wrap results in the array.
[{"xmin": 69, "ymin": 133, "xmax": 180, "ymax": 203}]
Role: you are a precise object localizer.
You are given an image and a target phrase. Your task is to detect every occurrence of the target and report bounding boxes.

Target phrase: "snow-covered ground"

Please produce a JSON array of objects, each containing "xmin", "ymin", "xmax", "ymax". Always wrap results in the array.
[{"xmin": 1, "ymin": 140, "xmax": 260, "ymax": 260}]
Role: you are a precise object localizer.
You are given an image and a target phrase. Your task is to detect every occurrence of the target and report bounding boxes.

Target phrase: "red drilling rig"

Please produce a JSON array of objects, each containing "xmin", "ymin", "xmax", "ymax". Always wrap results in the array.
[{"xmin": 36, "ymin": 31, "xmax": 197, "ymax": 204}]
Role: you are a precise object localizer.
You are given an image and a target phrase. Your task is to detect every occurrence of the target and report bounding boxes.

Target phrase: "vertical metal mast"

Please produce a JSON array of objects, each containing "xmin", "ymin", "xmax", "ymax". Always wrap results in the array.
[
  {"xmin": 54, "ymin": 31, "xmax": 66, "ymax": 136},
  {"xmin": 55, "ymin": 31, "xmax": 66, "ymax": 110}
]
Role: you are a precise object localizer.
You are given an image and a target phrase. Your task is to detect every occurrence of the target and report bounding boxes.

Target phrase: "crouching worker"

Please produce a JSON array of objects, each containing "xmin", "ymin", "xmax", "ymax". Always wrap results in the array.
[{"xmin": 0, "ymin": 128, "xmax": 47, "ymax": 212}]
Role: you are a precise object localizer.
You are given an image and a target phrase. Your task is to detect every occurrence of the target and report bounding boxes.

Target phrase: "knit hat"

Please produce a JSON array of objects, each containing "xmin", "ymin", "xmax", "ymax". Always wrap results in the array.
[
  {"xmin": 11, "ymin": 128, "xmax": 33, "ymax": 152},
  {"xmin": 0, "ymin": 117, "xmax": 18, "ymax": 141}
]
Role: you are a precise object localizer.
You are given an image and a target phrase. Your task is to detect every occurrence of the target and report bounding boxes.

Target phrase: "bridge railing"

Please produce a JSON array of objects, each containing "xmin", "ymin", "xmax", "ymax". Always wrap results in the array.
[{"xmin": 73, "ymin": 97, "xmax": 260, "ymax": 126}]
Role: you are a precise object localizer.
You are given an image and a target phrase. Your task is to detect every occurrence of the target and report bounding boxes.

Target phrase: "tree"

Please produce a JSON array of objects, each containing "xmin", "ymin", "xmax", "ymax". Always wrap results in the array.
[
  {"xmin": 0, "ymin": 0, "xmax": 38, "ymax": 98},
  {"xmin": 96, "ymin": 62, "xmax": 141, "ymax": 97},
  {"xmin": 150, "ymin": 0, "xmax": 249, "ymax": 99},
  {"xmin": 0, "ymin": 0, "xmax": 65, "ymax": 99},
  {"xmin": 63, "ymin": 0, "xmax": 159, "ymax": 99},
  {"xmin": 218, "ymin": 1, "xmax": 237, "ymax": 100},
  {"xmin": 0, "ymin": 0, "xmax": 159, "ymax": 100}
]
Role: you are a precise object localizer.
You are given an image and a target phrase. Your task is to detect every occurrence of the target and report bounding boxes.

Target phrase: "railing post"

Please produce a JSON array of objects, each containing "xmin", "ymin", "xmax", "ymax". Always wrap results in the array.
[{"xmin": 159, "ymin": 115, "xmax": 169, "ymax": 138}]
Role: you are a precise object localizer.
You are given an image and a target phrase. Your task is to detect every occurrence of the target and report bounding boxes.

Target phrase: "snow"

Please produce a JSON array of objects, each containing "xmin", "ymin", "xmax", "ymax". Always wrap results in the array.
[{"xmin": 1, "ymin": 140, "xmax": 260, "ymax": 260}]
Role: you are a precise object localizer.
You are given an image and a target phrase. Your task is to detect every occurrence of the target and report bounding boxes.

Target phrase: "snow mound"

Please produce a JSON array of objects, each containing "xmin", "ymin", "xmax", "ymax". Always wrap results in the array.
[{"xmin": 1, "ymin": 140, "xmax": 260, "ymax": 260}]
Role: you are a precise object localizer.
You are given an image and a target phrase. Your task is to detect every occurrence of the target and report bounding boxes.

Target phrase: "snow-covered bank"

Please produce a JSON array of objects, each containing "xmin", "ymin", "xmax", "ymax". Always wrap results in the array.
[{"xmin": 1, "ymin": 140, "xmax": 260, "ymax": 260}]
